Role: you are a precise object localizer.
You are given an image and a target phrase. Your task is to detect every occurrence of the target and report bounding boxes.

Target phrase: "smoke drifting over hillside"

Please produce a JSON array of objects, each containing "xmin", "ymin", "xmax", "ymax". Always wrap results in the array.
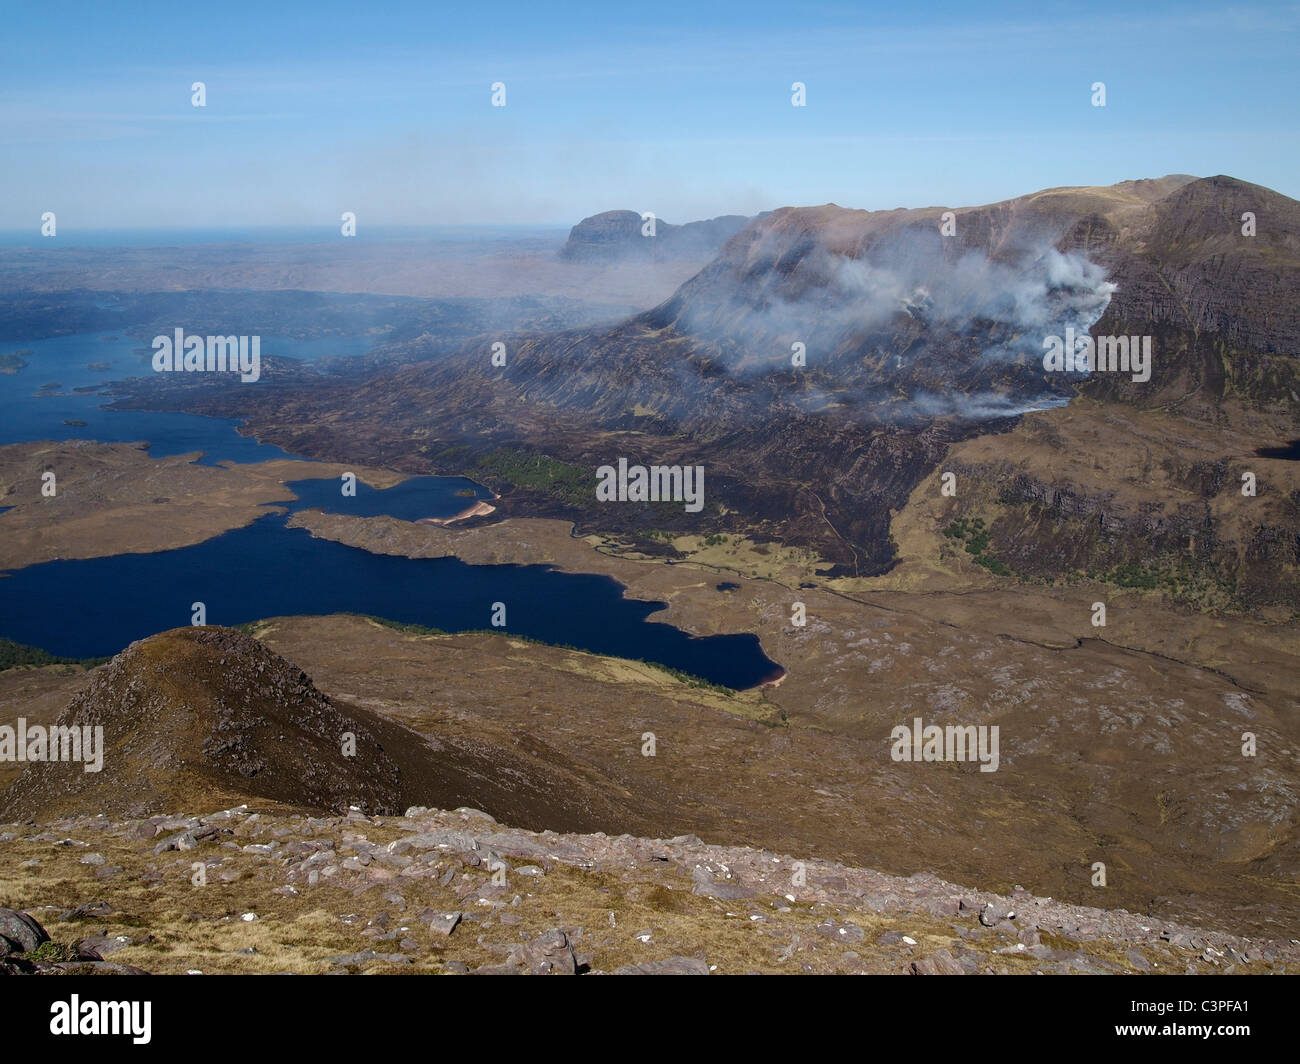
[
  {"xmin": 673, "ymin": 227, "xmax": 1117, "ymax": 385},
  {"xmin": 642, "ymin": 222, "xmax": 1120, "ymax": 423}
]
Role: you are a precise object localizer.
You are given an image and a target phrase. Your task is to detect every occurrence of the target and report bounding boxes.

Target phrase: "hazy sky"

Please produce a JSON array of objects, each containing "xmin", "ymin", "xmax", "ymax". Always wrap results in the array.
[{"xmin": 3, "ymin": 0, "xmax": 1297, "ymax": 231}]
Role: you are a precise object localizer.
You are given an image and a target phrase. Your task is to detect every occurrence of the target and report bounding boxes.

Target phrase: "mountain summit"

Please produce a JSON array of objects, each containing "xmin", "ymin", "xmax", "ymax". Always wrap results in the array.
[
  {"xmin": 0, "ymin": 625, "xmax": 674, "ymax": 832},
  {"xmin": 0, "ymin": 627, "xmax": 426, "ymax": 820}
]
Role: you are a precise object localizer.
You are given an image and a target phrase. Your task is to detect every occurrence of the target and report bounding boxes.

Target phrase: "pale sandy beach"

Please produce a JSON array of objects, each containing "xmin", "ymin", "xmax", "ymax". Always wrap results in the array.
[{"xmin": 418, "ymin": 500, "xmax": 497, "ymax": 526}]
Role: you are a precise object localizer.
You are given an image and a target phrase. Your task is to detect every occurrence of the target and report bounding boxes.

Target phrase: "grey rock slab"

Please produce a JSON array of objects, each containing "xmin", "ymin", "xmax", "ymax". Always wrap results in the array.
[
  {"xmin": 49, "ymin": 960, "xmax": 149, "ymax": 975},
  {"xmin": 0, "ymin": 909, "xmax": 49, "ymax": 955},
  {"xmin": 57, "ymin": 900, "xmax": 114, "ymax": 921},
  {"xmin": 327, "ymin": 950, "xmax": 412, "ymax": 967},
  {"xmin": 389, "ymin": 830, "xmax": 477, "ymax": 855},
  {"xmin": 74, "ymin": 935, "xmax": 132, "ymax": 957},
  {"xmin": 152, "ymin": 831, "xmax": 198, "ymax": 855}
]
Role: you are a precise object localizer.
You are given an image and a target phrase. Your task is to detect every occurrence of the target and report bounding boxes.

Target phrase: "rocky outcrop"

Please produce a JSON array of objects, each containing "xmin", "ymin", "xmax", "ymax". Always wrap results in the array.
[
  {"xmin": 0, "ymin": 907, "xmax": 47, "ymax": 955},
  {"xmin": 0, "ymin": 907, "xmax": 148, "ymax": 974},
  {"xmin": 2, "ymin": 807, "xmax": 1294, "ymax": 975},
  {"xmin": 0, "ymin": 627, "xmax": 417, "ymax": 820}
]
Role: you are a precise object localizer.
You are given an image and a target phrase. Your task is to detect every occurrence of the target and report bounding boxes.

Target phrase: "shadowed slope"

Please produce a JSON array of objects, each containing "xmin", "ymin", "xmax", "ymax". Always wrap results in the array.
[{"xmin": 0, "ymin": 626, "xmax": 663, "ymax": 834}]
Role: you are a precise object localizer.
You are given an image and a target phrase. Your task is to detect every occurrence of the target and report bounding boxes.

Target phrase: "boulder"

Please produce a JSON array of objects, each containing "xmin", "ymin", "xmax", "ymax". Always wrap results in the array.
[{"xmin": 0, "ymin": 909, "xmax": 48, "ymax": 956}]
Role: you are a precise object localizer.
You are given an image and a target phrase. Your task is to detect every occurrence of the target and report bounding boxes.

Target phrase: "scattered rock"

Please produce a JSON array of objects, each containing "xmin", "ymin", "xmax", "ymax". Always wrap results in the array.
[
  {"xmin": 515, "ymin": 929, "xmax": 577, "ymax": 975},
  {"xmin": 815, "ymin": 919, "xmax": 865, "ymax": 944},
  {"xmin": 910, "ymin": 949, "xmax": 965, "ymax": 975},
  {"xmin": 613, "ymin": 956, "xmax": 710, "ymax": 975},
  {"xmin": 57, "ymin": 900, "xmax": 114, "ymax": 921},
  {"xmin": 327, "ymin": 949, "xmax": 412, "ymax": 968},
  {"xmin": 153, "ymin": 831, "xmax": 198, "ymax": 855}
]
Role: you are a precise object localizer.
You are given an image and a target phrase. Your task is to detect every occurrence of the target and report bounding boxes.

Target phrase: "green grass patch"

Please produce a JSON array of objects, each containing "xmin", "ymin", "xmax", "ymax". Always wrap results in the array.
[
  {"xmin": 473, "ymin": 448, "xmax": 593, "ymax": 506},
  {"xmin": 941, "ymin": 515, "xmax": 1011, "ymax": 577}
]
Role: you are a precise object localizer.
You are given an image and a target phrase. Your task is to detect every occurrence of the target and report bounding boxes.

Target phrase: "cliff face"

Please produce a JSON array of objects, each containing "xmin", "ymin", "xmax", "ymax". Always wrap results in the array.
[
  {"xmin": 926, "ymin": 411, "xmax": 1300, "ymax": 611},
  {"xmin": 1084, "ymin": 176, "xmax": 1300, "ymax": 406}
]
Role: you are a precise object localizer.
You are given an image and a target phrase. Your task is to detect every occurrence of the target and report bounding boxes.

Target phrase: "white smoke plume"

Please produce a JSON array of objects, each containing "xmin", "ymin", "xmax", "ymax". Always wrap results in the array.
[{"xmin": 669, "ymin": 228, "xmax": 1116, "ymax": 421}]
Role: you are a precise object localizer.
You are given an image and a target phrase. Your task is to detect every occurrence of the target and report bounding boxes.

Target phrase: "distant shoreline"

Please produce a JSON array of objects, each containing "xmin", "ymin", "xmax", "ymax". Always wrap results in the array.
[{"xmin": 418, "ymin": 500, "xmax": 496, "ymax": 526}]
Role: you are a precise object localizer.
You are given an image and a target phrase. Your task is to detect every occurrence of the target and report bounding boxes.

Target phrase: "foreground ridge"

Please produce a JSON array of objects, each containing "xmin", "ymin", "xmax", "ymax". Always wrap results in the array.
[{"xmin": 2, "ymin": 804, "xmax": 1293, "ymax": 975}]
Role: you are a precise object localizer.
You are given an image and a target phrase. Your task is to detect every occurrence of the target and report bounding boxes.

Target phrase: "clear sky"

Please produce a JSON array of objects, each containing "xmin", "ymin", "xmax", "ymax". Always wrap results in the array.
[{"xmin": 2, "ymin": 0, "xmax": 1297, "ymax": 231}]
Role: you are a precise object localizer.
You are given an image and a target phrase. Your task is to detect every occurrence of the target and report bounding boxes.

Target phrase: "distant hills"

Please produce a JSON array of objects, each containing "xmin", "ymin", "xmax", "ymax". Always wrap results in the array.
[{"xmin": 558, "ymin": 209, "xmax": 753, "ymax": 261}]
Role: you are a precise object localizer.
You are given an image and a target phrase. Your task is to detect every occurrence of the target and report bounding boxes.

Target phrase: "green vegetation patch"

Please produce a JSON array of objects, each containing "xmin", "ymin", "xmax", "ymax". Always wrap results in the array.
[
  {"xmin": 0, "ymin": 636, "xmax": 108, "ymax": 673},
  {"xmin": 473, "ymin": 448, "xmax": 594, "ymax": 507},
  {"xmin": 941, "ymin": 515, "xmax": 1013, "ymax": 577},
  {"xmin": 1088, "ymin": 556, "xmax": 1238, "ymax": 610}
]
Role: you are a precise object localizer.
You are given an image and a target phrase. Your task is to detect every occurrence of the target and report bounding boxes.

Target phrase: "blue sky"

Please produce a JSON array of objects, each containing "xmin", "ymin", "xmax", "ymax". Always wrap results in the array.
[{"xmin": 2, "ymin": 0, "xmax": 1297, "ymax": 230}]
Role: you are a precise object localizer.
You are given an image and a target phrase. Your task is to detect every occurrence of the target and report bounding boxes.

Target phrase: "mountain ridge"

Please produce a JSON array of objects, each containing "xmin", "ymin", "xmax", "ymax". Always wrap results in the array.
[{"xmin": 107, "ymin": 174, "xmax": 1300, "ymax": 596}]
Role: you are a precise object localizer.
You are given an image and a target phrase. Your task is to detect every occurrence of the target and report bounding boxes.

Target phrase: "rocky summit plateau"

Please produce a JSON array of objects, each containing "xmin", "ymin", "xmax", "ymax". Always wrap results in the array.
[
  {"xmin": 4, "ymin": 804, "xmax": 1294, "ymax": 976},
  {"xmin": 558, "ymin": 210, "xmax": 754, "ymax": 262}
]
